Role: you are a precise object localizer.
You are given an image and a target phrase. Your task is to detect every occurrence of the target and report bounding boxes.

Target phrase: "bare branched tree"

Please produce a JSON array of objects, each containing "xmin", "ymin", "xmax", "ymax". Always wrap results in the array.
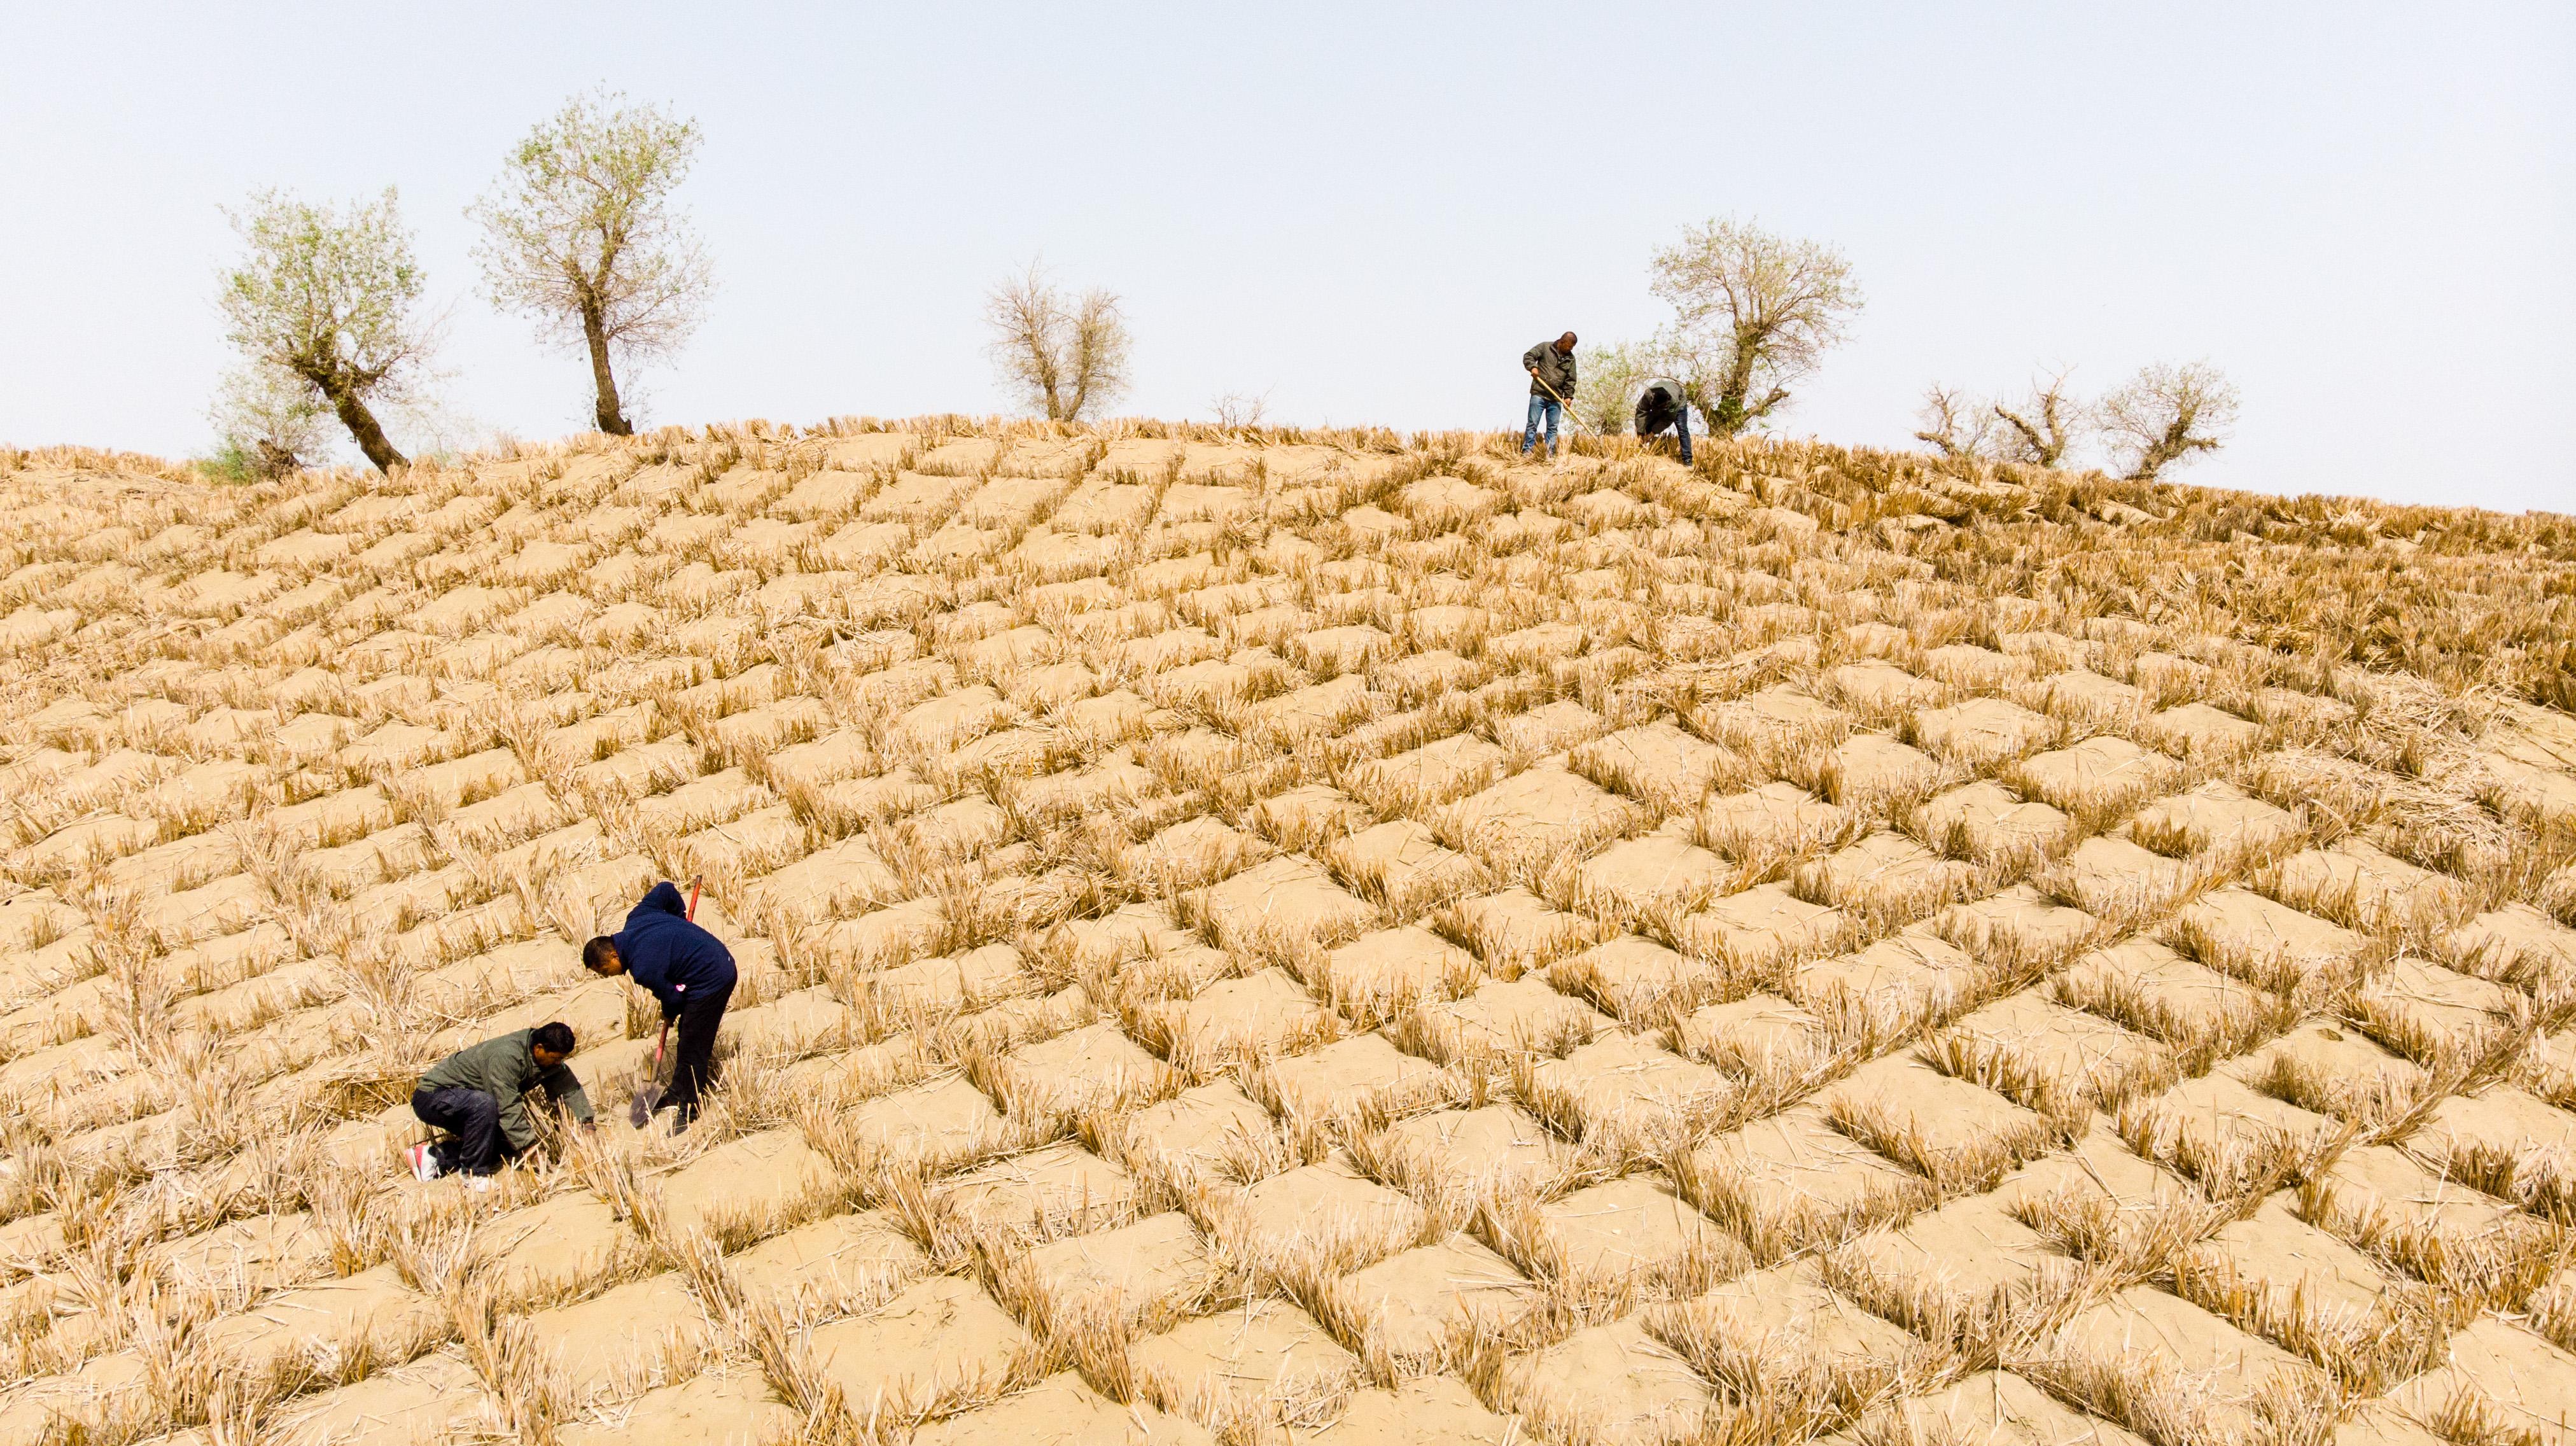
[
  {"xmin": 1648, "ymin": 218, "xmax": 1863, "ymax": 437},
  {"xmin": 1914, "ymin": 384, "xmax": 1998, "ymax": 459},
  {"xmin": 469, "ymin": 91, "xmax": 711, "ymax": 437},
  {"xmin": 984, "ymin": 262, "xmax": 1131, "ymax": 423},
  {"xmin": 2098, "ymin": 361, "xmax": 2239, "ymax": 481},
  {"xmin": 1208, "ymin": 390, "xmax": 1271, "ymax": 429},
  {"xmin": 1991, "ymin": 369, "xmax": 2085, "ymax": 468},
  {"xmin": 216, "ymin": 188, "xmax": 430, "ymax": 473}
]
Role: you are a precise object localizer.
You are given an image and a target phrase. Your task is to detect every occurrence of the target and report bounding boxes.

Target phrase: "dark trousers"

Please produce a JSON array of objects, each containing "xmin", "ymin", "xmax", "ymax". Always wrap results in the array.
[
  {"xmin": 1639, "ymin": 408, "xmax": 1693, "ymax": 465},
  {"xmin": 413, "ymin": 1086, "xmax": 512, "ymax": 1176},
  {"xmin": 663, "ymin": 981, "xmax": 733, "ymax": 1124}
]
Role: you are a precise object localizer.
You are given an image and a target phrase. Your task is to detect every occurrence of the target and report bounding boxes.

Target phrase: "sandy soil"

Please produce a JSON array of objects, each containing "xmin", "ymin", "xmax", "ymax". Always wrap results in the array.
[{"xmin": 0, "ymin": 419, "xmax": 2572, "ymax": 1445}]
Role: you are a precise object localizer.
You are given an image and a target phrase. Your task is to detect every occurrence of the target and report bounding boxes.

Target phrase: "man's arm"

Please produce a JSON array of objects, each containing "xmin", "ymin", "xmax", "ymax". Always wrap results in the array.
[
  {"xmin": 1523, "ymin": 344, "xmax": 1549, "ymax": 374},
  {"xmin": 542, "ymin": 1065, "xmax": 595, "ymax": 1127}
]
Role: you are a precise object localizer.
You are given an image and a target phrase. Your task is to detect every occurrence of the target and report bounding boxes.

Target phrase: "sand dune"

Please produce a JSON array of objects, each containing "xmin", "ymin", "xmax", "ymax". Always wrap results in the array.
[{"xmin": 0, "ymin": 418, "xmax": 2571, "ymax": 1445}]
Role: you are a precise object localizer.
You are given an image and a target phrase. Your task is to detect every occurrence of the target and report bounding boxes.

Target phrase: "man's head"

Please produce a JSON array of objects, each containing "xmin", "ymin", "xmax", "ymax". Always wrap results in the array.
[
  {"xmin": 531, "ymin": 1021, "xmax": 577, "ymax": 1067},
  {"xmin": 581, "ymin": 936, "xmax": 624, "ymax": 977},
  {"xmin": 1556, "ymin": 332, "xmax": 1578, "ymax": 353}
]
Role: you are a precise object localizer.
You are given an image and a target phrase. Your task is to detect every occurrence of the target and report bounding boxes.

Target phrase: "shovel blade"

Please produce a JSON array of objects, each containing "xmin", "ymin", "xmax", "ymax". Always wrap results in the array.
[{"xmin": 627, "ymin": 1083, "xmax": 661, "ymax": 1128}]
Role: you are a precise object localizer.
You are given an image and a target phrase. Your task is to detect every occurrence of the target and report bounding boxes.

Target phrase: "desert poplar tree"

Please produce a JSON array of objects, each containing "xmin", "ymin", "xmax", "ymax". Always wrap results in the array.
[
  {"xmin": 1991, "ymin": 369, "xmax": 2085, "ymax": 467},
  {"xmin": 1649, "ymin": 218, "xmax": 1863, "ymax": 436},
  {"xmin": 216, "ymin": 188, "xmax": 430, "ymax": 473},
  {"xmin": 1914, "ymin": 384, "xmax": 1998, "ymax": 459},
  {"xmin": 2099, "ymin": 362, "xmax": 2239, "ymax": 481},
  {"xmin": 1208, "ymin": 390, "xmax": 1271, "ymax": 429},
  {"xmin": 470, "ymin": 92, "xmax": 711, "ymax": 437},
  {"xmin": 207, "ymin": 361, "xmax": 332, "ymax": 480},
  {"xmin": 984, "ymin": 262, "xmax": 1131, "ymax": 423},
  {"xmin": 1572, "ymin": 340, "xmax": 1662, "ymax": 433}
]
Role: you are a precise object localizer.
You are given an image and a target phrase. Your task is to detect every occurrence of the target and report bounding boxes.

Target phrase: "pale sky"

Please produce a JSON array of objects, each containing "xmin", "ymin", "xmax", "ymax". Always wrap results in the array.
[{"xmin": 3, "ymin": 3, "xmax": 2568, "ymax": 510}]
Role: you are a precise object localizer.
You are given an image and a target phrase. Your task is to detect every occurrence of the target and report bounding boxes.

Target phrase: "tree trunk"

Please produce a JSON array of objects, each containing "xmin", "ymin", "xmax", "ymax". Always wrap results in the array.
[
  {"xmin": 326, "ymin": 384, "xmax": 407, "ymax": 474},
  {"xmin": 1043, "ymin": 352, "xmax": 1068, "ymax": 421},
  {"xmin": 2133, "ymin": 423, "xmax": 2192, "ymax": 482},
  {"xmin": 1704, "ymin": 332, "xmax": 1765, "ymax": 437},
  {"xmin": 583, "ymin": 302, "xmax": 631, "ymax": 436}
]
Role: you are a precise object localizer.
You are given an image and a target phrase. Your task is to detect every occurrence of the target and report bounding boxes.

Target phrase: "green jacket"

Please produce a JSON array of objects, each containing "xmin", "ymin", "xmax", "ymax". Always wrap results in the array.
[
  {"xmin": 417, "ymin": 1028, "xmax": 594, "ymax": 1152},
  {"xmin": 1524, "ymin": 340, "xmax": 1577, "ymax": 401}
]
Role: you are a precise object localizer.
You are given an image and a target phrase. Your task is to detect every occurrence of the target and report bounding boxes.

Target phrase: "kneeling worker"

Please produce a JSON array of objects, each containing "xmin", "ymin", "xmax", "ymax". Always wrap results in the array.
[
  {"xmin": 1635, "ymin": 376, "xmax": 1693, "ymax": 465},
  {"xmin": 407, "ymin": 1021, "xmax": 592, "ymax": 1181},
  {"xmin": 583, "ymin": 881, "xmax": 736, "ymax": 1133}
]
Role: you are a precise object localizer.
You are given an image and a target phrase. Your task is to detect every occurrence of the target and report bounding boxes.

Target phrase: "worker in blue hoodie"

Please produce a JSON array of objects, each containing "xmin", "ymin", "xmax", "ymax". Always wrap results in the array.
[{"xmin": 582, "ymin": 881, "xmax": 737, "ymax": 1132}]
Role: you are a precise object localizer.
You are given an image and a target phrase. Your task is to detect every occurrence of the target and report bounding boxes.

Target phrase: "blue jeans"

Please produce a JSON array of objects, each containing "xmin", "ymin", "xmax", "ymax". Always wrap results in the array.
[{"xmin": 1522, "ymin": 395, "xmax": 1562, "ymax": 456}]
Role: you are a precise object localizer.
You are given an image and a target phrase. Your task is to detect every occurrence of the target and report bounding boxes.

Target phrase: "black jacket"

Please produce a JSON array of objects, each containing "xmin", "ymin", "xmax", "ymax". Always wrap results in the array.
[
  {"xmin": 1524, "ymin": 341, "xmax": 1576, "ymax": 401},
  {"xmin": 612, "ymin": 882, "xmax": 737, "ymax": 1021}
]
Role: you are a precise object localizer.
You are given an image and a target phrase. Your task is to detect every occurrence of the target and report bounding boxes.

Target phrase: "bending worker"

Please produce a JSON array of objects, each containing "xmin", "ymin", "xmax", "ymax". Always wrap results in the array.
[
  {"xmin": 1522, "ymin": 332, "xmax": 1578, "ymax": 459},
  {"xmin": 407, "ymin": 1021, "xmax": 592, "ymax": 1183},
  {"xmin": 1635, "ymin": 376, "xmax": 1693, "ymax": 465},
  {"xmin": 583, "ymin": 881, "xmax": 736, "ymax": 1134}
]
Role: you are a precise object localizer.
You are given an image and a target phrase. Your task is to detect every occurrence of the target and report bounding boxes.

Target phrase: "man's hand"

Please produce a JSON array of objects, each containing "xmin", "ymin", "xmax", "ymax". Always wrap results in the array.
[{"xmin": 581, "ymin": 1120, "xmax": 597, "ymax": 1134}]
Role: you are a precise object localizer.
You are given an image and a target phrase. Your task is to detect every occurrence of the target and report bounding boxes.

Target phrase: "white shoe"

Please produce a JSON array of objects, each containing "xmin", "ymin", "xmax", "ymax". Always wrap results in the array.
[
  {"xmin": 462, "ymin": 1174, "xmax": 493, "ymax": 1194},
  {"xmin": 405, "ymin": 1143, "xmax": 440, "ymax": 1182}
]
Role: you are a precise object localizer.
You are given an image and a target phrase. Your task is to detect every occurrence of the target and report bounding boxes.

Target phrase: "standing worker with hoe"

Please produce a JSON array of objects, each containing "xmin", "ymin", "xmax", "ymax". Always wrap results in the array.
[
  {"xmin": 583, "ymin": 878, "xmax": 735, "ymax": 1134},
  {"xmin": 1522, "ymin": 332, "xmax": 1578, "ymax": 459}
]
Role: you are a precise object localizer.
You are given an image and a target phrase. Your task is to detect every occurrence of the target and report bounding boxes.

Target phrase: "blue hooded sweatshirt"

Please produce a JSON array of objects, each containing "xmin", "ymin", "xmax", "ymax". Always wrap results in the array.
[{"xmin": 612, "ymin": 882, "xmax": 737, "ymax": 1021}]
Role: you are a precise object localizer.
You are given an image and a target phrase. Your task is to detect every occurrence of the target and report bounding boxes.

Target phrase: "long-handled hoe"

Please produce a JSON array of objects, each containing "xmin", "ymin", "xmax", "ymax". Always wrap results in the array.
[{"xmin": 627, "ymin": 874, "xmax": 703, "ymax": 1128}]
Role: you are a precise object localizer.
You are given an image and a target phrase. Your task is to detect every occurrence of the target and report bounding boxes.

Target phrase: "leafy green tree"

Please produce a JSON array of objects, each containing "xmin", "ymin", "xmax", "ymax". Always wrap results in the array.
[
  {"xmin": 1649, "ymin": 218, "xmax": 1863, "ymax": 437},
  {"xmin": 205, "ymin": 360, "xmax": 332, "ymax": 480},
  {"xmin": 1572, "ymin": 340, "xmax": 1665, "ymax": 433},
  {"xmin": 470, "ymin": 91, "xmax": 711, "ymax": 436},
  {"xmin": 216, "ymin": 188, "xmax": 430, "ymax": 473}
]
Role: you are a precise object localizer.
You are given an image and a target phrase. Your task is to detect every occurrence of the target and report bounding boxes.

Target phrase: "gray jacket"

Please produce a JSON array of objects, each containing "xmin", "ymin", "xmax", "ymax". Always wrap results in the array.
[
  {"xmin": 1523, "ymin": 341, "xmax": 1576, "ymax": 401},
  {"xmin": 1635, "ymin": 377, "xmax": 1688, "ymax": 433}
]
